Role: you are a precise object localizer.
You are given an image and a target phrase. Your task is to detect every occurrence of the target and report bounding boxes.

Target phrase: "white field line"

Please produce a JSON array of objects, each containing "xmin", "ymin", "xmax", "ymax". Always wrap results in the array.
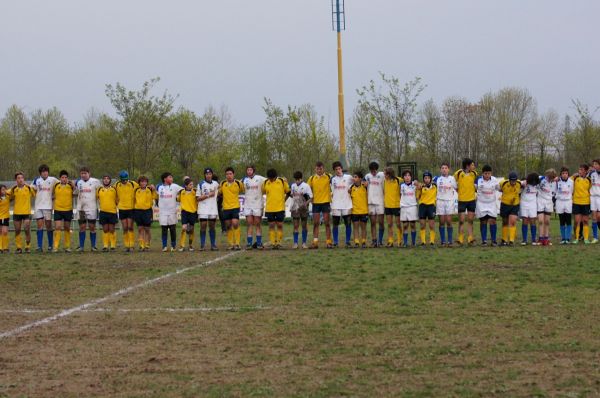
[
  {"xmin": 0, "ymin": 306, "xmax": 270, "ymax": 314},
  {"xmin": 0, "ymin": 251, "xmax": 241, "ymax": 339}
]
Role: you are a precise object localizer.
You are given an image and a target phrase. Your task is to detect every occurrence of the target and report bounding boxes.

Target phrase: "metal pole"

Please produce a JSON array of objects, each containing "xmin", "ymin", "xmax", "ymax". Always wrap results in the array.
[{"xmin": 335, "ymin": 0, "xmax": 347, "ymax": 169}]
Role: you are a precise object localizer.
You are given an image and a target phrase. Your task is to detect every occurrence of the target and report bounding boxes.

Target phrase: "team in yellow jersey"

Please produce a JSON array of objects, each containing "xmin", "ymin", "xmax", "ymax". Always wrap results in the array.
[{"xmin": 1, "ymin": 158, "xmax": 599, "ymax": 253}]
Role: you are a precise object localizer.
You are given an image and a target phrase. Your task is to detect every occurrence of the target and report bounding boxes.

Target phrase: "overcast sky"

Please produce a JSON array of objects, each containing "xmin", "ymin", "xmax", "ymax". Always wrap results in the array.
[{"xmin": 2, "ymin": 0, "xmax": 599, "ymax": 127}]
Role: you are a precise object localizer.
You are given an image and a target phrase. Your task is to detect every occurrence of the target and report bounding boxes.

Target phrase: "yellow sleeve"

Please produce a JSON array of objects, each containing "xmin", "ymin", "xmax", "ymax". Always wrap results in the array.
[
  {"xmin": 238, "ymin": 180, "xmax": 245, "ymax": 194},
  {"xmin": 30, "ymin": 185, "xmax": 36, "ymax": 197},
  {"xmin": 284, "ymin": 180, "xmax": 290, "ymax": 194},
  {"xmin": 176, "ymin": 191, "xmax": 182, "ymax": 202}
]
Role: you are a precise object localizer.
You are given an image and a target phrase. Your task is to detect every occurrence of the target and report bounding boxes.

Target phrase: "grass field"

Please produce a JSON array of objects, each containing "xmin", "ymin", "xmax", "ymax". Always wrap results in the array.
[{"xmin": 1, "ymin": 221, "xmax": 599, "ymax": 397}]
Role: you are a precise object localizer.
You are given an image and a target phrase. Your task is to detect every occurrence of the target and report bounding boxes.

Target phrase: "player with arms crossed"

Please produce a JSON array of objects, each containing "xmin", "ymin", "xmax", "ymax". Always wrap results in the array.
[
  {"xmin": 241, "ymin": 165, "xmax": 265, "ymax": 250},
  {"xmin": 262, "ymin": 168, "xmax": 290, "ymax": 249},
  {"xmin": 197, "ymin": 168, "xmax": 220, "ymax": 251},
  {"xmin": 307, "ymin": 161, "xmax": 333, "ymax": 249},
  {"xmin": 365, "ymin": 162, "xmax": 385, "ymax": 247},
  {"xmin": 435, "ymin": 163, "xmax": 457, "ymax": 247},
  {"xmin": 454, "ymin": 158, "xmax": 478, "ymax": 245},
  {"xmin": 330, "ymin": 161, "xmax": 353, "ymax": 248},
  {"xmin": 10, "ymin": 172, "xmax": 36, "ymax": 254},
  {"xmin": 76, "ymin": 167, "xmax": 101, "ymax": 251},
  {"xmin": 556, "ymin": 167, "xmax": 574, "ymax": 244},
  {"xmin": 52, "ymin": 170, "xmax": 76, "ymax": 252},
  {"xmin": 219, "ymin": 167, "xmax": 245, "ymax": 250},
  {"xmin": 114, "ymin": 170, "xmax": 139, "ymax": 252},
  {"xmin": 475, "ymin": 165, "xmax": 500, "ymax": 246},
  {"xmin": 32, "ymin": 164, "xmax": 59, "ymax": 252},
  {"xmin": 289, "ymin": 171, "xmax": 313, "ymax": 249},
  {"xmin": 537, "ymin": 168, "xmax": 556, "ymax": 246}
]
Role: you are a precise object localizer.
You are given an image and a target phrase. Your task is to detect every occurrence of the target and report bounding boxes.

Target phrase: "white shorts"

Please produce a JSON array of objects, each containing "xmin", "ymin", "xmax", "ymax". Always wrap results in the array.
[
  {"xmin": 331, "ymin": 208, "xmax": 351, "ymax": 217},
  {"xmin": 77, "ymin": 209, "xmax": 98, "ymax": 222},
  {"xmin": 476, "ymin": 202, "xmax": 498, "ymax": 219},
  {"xmin": 555, "ymin": 200, "xmax": 572, "ymax": 214},
  {"xmin": 519, "ymin": 204, "xmax": 537, "ymax": 219},
  {"xmin": 436, "ymin": 200, "xmax": 456, "ymax": 216},
  {"xmin": 537, "ymin": 199, "xmax": 553, "ymax": 214},
  {"xmin": 198, "ymin": 213, "xmax": 218, "ymax": 220},
  {"xmin": 368, "ymin": 204, "xmax": 384, "ymax": 216},
  {"xmin": 591, "ymin": 196, "xmax": 600, "ymax": 212},
  {"xmin": 244, "ymin": 207, "xmax": 263, "ymax": 217},
  {"xmin": 400, "ymin": 206, "xmax": 418, "ymax": 222},
  {"xmin": 34, "ymin": 209, "xmax": 53, "ymax": 221},
  {"xmin": 159, "ymin": 212, "xmax": 178, "ymax": 226}
]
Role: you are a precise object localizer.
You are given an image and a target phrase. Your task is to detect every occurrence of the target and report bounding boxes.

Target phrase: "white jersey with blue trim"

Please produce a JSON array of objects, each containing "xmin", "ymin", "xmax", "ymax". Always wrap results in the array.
[
  {"xmin": 589, "ymin": 169, "xmax": 600, "ymax": 197},
  {"xmin": 32, "ymin": 175, "xmax": 59, "ymax": 210},
  {"xmin": 241, "ymin": 175, "xmax": 266, "ymax": 209},
  {"xmin": 400, "ymin": 182, "xmax": 418, "ymax": 207},
  {"xmin": 364, "ymin": 171, "xmax": 384, "ymax": 205},
  {"xmin": 157, "ymin": 183, "xmax": 183, "ymax": 213},
  {"xmin": 475, "ymin": 175, "xmax": 500, "ymax": 204},
  {"xmin": 290, "ymin": 181, "xmax": 313, "ymax": 211},
  {"xmin": 520, "ymin": 183, "xmax": 539, "ymax": 205},
  {"xmin": 196, "ymin": 180, "xmax": 219, "ymax": 215},
  {"xmin": 434, "ymin": 175, "xmax": 457, "ymax": 201},
  {"xmin": 537, "ymin": 176, "xmax": 556, "ymax": 201},
  {"xmin": 76, "ymin": 177, "xmax": 101, "ymax": 211},
  {"xmin": 556, "ymin": 178, "xmax": 574, "ymax": 202},
  {"xmin": 331, "ymin": 174, "xmax": 353, "ymax": 209}
]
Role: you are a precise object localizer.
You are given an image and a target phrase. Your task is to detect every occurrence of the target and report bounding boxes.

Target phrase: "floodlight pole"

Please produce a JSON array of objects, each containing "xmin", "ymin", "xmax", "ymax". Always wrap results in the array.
[{"xmin": 332, "ymin": 0, "xmax": 347, "ymax": 169}]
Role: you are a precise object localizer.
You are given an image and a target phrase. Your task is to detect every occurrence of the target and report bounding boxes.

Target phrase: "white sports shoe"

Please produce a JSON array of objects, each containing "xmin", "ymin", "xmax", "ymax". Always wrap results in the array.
[{"xmin": 292, "ymin": 243, "xmax": 299, "ymax": 249}]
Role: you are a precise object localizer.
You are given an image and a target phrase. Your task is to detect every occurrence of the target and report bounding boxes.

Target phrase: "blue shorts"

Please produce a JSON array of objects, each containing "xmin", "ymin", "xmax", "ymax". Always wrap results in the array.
[
  {"xmin": 222, "ymin": 208, "xmax": 240, "ymax": 221},
  {"xmin": 312, "ymin": 203, "xmax": 331, "ymax": 214}
]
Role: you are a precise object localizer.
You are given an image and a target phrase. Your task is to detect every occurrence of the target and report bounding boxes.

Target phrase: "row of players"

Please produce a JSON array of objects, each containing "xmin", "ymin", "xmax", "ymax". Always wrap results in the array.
[{"xmin": 0, "ymin": 158, "xmax": 598, "ymax": 252}]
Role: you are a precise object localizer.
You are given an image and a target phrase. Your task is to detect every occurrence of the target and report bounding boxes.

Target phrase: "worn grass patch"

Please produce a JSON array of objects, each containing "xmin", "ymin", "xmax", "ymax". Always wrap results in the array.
[{"xmin": 0, "ymin": 222, "xmax": 599, "ymax": 397}]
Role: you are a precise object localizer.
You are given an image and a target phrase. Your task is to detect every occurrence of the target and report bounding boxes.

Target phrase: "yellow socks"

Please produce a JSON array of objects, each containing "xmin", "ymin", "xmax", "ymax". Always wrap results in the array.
[
  {"xmin": 234, "ymin": 226, "xmax": 240, "ymax": 244},
  {"xmin": 277, "ymin": 230, "xmax": 283, "ymax": 244},
  {"xmin": 54, "ymin": 231, "xmax": 62, "ymax": 250},
  {"xmin": 502, "ymin": 226, "xmax": 508, "ymax": 242},
  {"xmin": 180, "ymin": 231, "xmax": 187, "ymax": 247},
  {"xmin": 509, "ymin": 226, "xmax": 516, "ymax": 242},
  {"xmin": 397, "ymin": 227, "xmax": 402, "ymax": 244},
  {"xmin": 103, "ymin": 232, "xmax": 110, "ymax": 248},
  {"xmin": 227, "ymin": 229, "xmax": 233, "ymax": 245},
  {"xmin": 0, "ymin": 234, "xmax": 4, "ymax": 251},
  {"xmin": 420, "ymin": 229, "xmax": 426, "ymax": 244},
  {"xmin": 64, "ymin": 230, "xmax": 71, "ymax": 249},
  {"xmin": 583, "ymin": 224, "xmax": 590, "ymax": 240},
  {"xmin": 15, "ymin": 234, "xmax": 22, "ymax": 249},
  {"xmin": 3, "ymin": 235, "xmax": 8, "ymax": 250},
  {"xmin": 458, "ymin": 232, "xmax": 464, "ymax": 244},
  {"xmin": 429, "ymin": 230, "xmax": 436, "ymax": 244},
  {"xmin": 269, "ymin": 230, "xmax": 276, "ymax": 245}
]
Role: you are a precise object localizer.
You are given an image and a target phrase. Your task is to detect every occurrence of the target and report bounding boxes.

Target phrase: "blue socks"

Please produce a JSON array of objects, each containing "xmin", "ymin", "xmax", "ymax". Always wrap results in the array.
[
  {"xmin": 247, "ymin": 236, "xmax": 252, "ymax": 246},
  {"xmin": 345, "ymin": 224, "xmax": 352, "ymax": 245},
  {"xmin": 162, "ymin": 234, "xmax": 168, "ymax": 248},
  {"xmin": 37, "ymin": 229, "xmax": 44, "ymax": 249},
  {"xmin": 439, "ymin": 226, "xmax": 446, "ymax": 244},
  {"xmin": 531, "ymin": 225, "xmax": 537, "ymax": 242},
  {"xmin": 47, "ymin": 230, "xmax": 53, "ymax": 249},
  {"xmin": 448, "ymin": 227, "xmax": 453, "ymax": 243},
  {"xmin": 90, "ymin": 232, "xmax": 97, "ymax": 248},
  {"xmin": 79, "ymin": 231, "xmax": 86, "ymax": 248},
  {"xmin": 411, "ymin": 231, "xmax": 416, "ymax": 245},
  {"xmin": 403, "ymin": 233, "xmax": 408, "ymax": 246},
  {"xmin": 490, "ymin": 224, "xmax": 497, "ymax": 242},
  {"xmin": 522, "ymin": 224, "xmax": 528, "ymax": 242},
  {"xmin": 293, "ymin": 232, "xmax": 299, "ymax": 244},
  {"xmin": 332, "ymin": 226, "xmax": 339, "ymax": 245},
  {"xmin": 200, "ymin": 231, "xmax": 206, "ymax": 247},
  {"xmin": 480, "ymin": 223, "xmax": 488, "ymax": 242},
  {"xmin": 302, "ymin": 230, "xmax": 308, "ymax": 244},
  {"xmin": 378, "ymin": 227, "xmax": 384, "ymax": 245},
  {"xmin": 209, "ymin": 229, "xmax": 216, "ymax": 246},
  {"xmin": 593, "ymin": 222, "xmax": 598, "ymax": 239},
  {"xmin": 256, "ymin": 235, "xmax": 262, "ymax": 245}
]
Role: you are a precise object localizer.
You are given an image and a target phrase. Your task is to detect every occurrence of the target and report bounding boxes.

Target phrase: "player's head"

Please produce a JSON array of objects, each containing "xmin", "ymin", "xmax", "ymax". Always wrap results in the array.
[
  {"xmin": 246, "ymin": 165, "xmax": 255, "ymax": 177},
  {"xmin": 422, "ymin": 171, "xmax": 432, "ymax": 185},
  {"xmin": 462, "ymin": 158, "xmax": 475, "ymax": 171},
  {"xmin": 508, "ymin": 171, "xmax": 518, "ymax": 184},
  {"xmin": 161, "ymin": 172, "xmax": 173, "ymax": 184},
  {"xmin": 293, "ymin": 171, "xmax": 303, "ymax": 182},
  {"xmin": 204, "ymin": 167, "xmax": 214, "ymax": 182},
  {"xmin": 38, "ymin": 164, "xmax": 49, "ymax": 178},
  {"xmin": 560, "ymin": 167, "xmax": 569, "ymax": 180},
  {"xmin": 266, "ymin": 168, "xmax": 277, "ymax": 180},
  {"xmin": 138, "ymin": 175, "xmax": 148, "ymax": 188},
  {"xmin": 384, "ymin": 167, "xmax": 395, "ymax": 179},
  {"xmin": 225, "ymin": 167, "xmax": 235, "ymax": 181},
  {"xmin": 402, "ymin": 170, "xmax": 412, "ymax": 184},
  {"xmin": 593, "ymin": 159, "xmax": 600, "ymax": 171},
  {"xmin": 353, "ymin": 170, "xmax": 364, "ymax": 184},
  {"xmin": 183, "ymin": 177, "xmax": 193, "ymax": 190},
  {"xmin": 332, "ymin": 161, "xmax": 343, "ymax": 176},
  {"xmin": 440, "ymin": 162, "xmax": 450, "ymax": 176},
  {"xmin": 119, "ymin": 170, "xmax": 129, "ymax": 181},
  {"xmin": 79, "ymin": 167, "xmax": 90, "ymax": 181},
  {"xmin": 368, "ymin": 161, "xmax": 379, "ymax": 173},
  {"xmin": 579, "ymin": 163, "xmax": 589, "ymax": 177},
  {"xmin": 526, "ymin": 172, "xmax": 540, "ymax": 186},
  {"xmin": 102, "ymin": 174, "xmax": 111, "ymax": 186},
  {"xmin": 14, "ymin": 171, "xmax": 25, "ymax": 185},
  {"xmin": 482, "ymin": 164, "xmax": 492, "ymax": 179},
  {"xmin": 0, "ymin": 184, "xmax": 7, "ymax": 196},
  {"xmin": 544, "ymin": 168, "xmax": 557, "ymax": 181},
  {"xmin": 315, "ymin": 161, "xmax": 324, "ymax": 175},
  {"xmin": 59, "ymin": 170, "xmax": 69, "ymax": 184}
]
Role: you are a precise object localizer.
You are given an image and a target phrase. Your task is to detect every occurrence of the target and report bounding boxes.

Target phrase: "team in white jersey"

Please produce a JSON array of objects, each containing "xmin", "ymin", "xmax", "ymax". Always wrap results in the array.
[
  {"xmin": 290, "ymin": 171, "xmax": 313, "ymax": 249},
  {"xmin": 196, "ymin": 168, "xmax": 219, "ymax": 251},
  {"xmin": 157, "ymin": 172, "xmax": 183, "ymax": 251},
  {"xmin": 365, "ymin": 162, "xmax": 385, "ymax": 246},
  {"xmin": 475, "ymin": 165, "xmax": 500, "ymax": 245},
  {"xmin": 330, "ymin": 161, "xmax": 353, "ymax": 246},
  {"xmin": 32, "ymin": 164, "xmax": 60, "ymax": 251},
  {"xmin": 590, "ymin": 160, "xmax": 600, "ymax": 243},
  {"xmin": 76, "ymin": 167, "xmax": 102, "ymax": 250},
  {"xmin": 241, "ymin": 166, "xmax": 266, "ymax": 248},
  {"xmin": 434, "ymin": 163, "xmax": 457, "ymax": 246},
  {"xmin": 537, "ymin": 169, "xmax": 557, "ymax": 245},
  {"xmin": 400, "ymin": 170, "xmax": 418, "ymax": 245}
]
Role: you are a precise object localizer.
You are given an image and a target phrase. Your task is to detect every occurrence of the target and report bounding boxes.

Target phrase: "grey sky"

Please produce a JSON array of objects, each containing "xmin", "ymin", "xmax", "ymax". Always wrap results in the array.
[{"xmin": 2, "ymin": 0, "xmax": 599, "ymax": 127}]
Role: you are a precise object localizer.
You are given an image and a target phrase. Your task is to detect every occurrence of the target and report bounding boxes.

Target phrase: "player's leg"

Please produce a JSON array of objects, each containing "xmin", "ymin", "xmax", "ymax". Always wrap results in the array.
[
  {"xmin": 353, "ymin": 217, "xmax": 360, "ymax": 246},
  {"xmin": 14, "ymin": 219, "xmax": 23, "ymax": 253},
  {"xmin": 312, "ymin": 211, "xmax": 321, "ymax": 248},
  {"xmin": 35, "ymin": 216, "xmax": 45, "ymax": 251},
  {"xmin": 199, "ymin": 219, "xmax": 207, "ymax": 250},
  {"xmin": 22, "ymin": 218, "xmax": 31, "ymax": 252},
  {"xmin": 276, "ymin": 220, "xmax": 284, "ymax": 247},
  {"xmin": 402, "ymin": 220, "xmax": 409, "ymax": 247},
  {"xmin": 467, "ymin": 209, "xmax": 475, "ymax": 244},
  {"xmin": 369, "ymin": 213, "xmax": 377, "ymax": 246},
  {"xmin": 63, "ymin": 220, "xmax": 72, "ymax": 251},
  {"xmin": 1, "ymin": 225, "xmax": 8, "ymax": 253},
  {"xmin": 521, "ymin": 217, "xmax": 530, "ymax": 245},
  {"xmin": 457, "ymin": 208, "xmax": 466, "ymax": 244},
  {"xmin": 88, "ymin": 218, "xmax": 97, "ymax": 250},
  {"xmin": 428, "ymin": 218, "xmax": 436, "ymax": 245},
  {"xmin": 419, "ymin": 218, "xmax": 426, "ymax": 245},
  {"xmin": 44, "ymin": 214, "xmax": 54, "ymax": 251},
  {"xmin": 508, "ymin": 214, "xmax": 518, "ymax": 245},
  {"xmin": 179, "ymin": 222, "xmax": 188, "ymax": 251},
  {"xmin": 300, "ymin": 215, "xmax": 308, "ymax": 248},
  {"xmin": 582, "ymin": 213, "xmax": 590, "ymax": 243},
  {"xmin": 479, "ymin": 217, "xmax": 488, "ymax": 244},
  {"xmin": 323, "ymin": 211, "xmax": 332, "ymax": 247},
  {"xmin": 409, "ymin": 220, "xmax": 417, "ymax": 246},
  {"xmin": 594, "ymin": 208, "xmax": 600, "ymax": 243},
  {"xmin": 292, "ymin": 216, "xmax": 300, "ymax": 248},
  {"xmin": 395, "ymin": 215, "xmax": 402, "ymax": 247},
  {"xmin": 208, "ymin": 219, "xmax": 217, "ymax": 250},
  {"xmin": 573, "ymin": 213, "xmax": 581, "ymax": 242},
  {"xmin": 255, "ymin": 215, "xmax": 263, "ymax": 248},
  {"xmin": 331, "ymin": 210, "xmax": 341, "ymax": 247},
  {"xmin": 376, "ymin": 214, "xmax": 384, "ymax": 246},
  {"xmin": 386, "ymin": 214, "xmax": 394, "ymax": 247},
  {"xmin": 231, "ymin": 218, "xmax": 241, "ymax": 249},
  {"xmin": 342, "ymin": 214, "xmax": 352, "ymax": 247},
  {"xmin": 54, "ymin": 219, "xmax": 63, "ymax": 252},
  {"xmin": 246, "ymin": 215, "xmax": 255, "ymax": 248}
]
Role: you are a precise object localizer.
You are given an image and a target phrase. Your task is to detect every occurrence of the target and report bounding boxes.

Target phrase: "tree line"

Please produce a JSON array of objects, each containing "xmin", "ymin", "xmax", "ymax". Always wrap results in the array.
[{"xmin": 0, "ymin": 75, "xmax": 598, "ymax": 182}]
